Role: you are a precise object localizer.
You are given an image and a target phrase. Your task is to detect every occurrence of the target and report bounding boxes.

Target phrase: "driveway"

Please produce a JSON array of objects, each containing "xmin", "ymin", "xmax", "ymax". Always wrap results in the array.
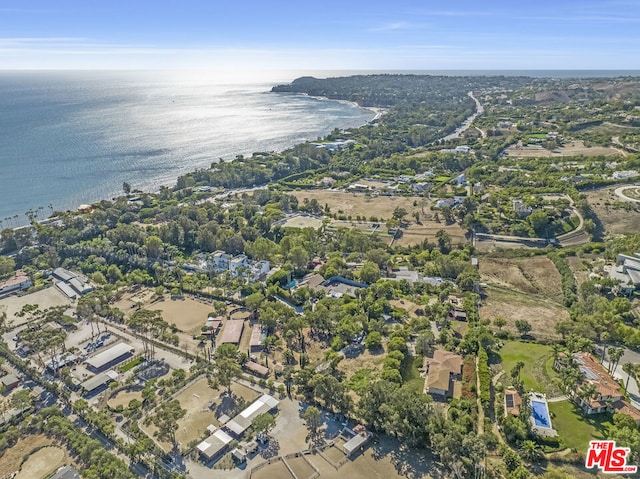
[{"xmin": 602, "ymin": 346, "xmax": 640, "ymax": 409}]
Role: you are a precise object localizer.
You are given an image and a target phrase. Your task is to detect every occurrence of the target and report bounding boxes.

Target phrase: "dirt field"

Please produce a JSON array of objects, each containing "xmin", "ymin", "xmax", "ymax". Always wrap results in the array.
[
  {"xmin": 392, "ymin": 221, "xmax": 467, "ymax": 247},
  {"xmin": 15, "ymin": 446, "xmax": 65, "ymax": 479},
  {"xmin": 480, "ymin": 288, "xmax": 568, "ymax": 340},
  {"xmin": 337, "ymin": 348, "xmax": 386, "ymax": 378},
  {"xmin": 0, "ymin": 287, "xmax": 71, "ymax": 327},
  {"xmin": 281, "ymin": 215, "xmax": 324, "ymax": 229},
  {"xmin": 306, "ymin": 435, "xmax": 443, "ymax": 479},
  {"xmin": 143, "ymin": 378, "xmax": 260, "ymax": 452},
  {"xmin": 286, "ymin": 455, "xmax": 317, "ymax": 479},
  {"xmin": 479, "ymin": 256, "xmax": 563, "ymax": 302},
  {"xmin": 292, "ymin": 190, "xmax": 422, "ymax": 220},
  {"xmin": 389, "ymin": 299, "xmax": 423, "ymax": 318},
  {"xmin": 116, "ymin": 290, "xmax": 214, "ymax": 335},
  {"xmin": 505, "ymin": 140, "xmax": 626, "ymax": 158},
  {"xmin": 585, "ymin": 186, "xmax": 640, "ymax": 235},
  {"xmin": 0, "ymin": 435, "xmax": 69, "ymax": 477},
  {"xmin": 251, "ymin": 458, "xmax": 294, "ymax": 479},
  {"xmin": 107, "ymin": 388, "xmax": 143, "ymax": 409}
]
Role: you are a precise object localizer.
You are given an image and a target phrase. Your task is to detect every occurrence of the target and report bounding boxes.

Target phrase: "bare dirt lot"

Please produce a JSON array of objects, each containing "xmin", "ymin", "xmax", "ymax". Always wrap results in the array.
[
  {"xmin": 505, "ymin": 140, "xmax": 626, "ymax": 158},
  {"xmin": 251, "ymin": 458, "xmax": 294, "ymax": 479},
  {"xmin": 292, "ymin": 190, "xmax": 422, "ymax": 220},
  {"xmin": 287, "ymin": 455, "xmax": 317, "ymax": 479},
  {"xmin": 15, "ymin": 446, "xmax": 65, "ymax": 479},
  {"xmin": 116, "ymin": 290, "xmax": 214, "ymax": 335},
  {"xmin": 585, "ymin": 185, "xmax": 640, "ymax": 235},
  {"xmin": 479, "ymin": 256, "xmax": 563, "ymax": 302},
  {"xmin": 143, "ymin": 378, "xmax": 260, "ymax": 452},
  {"xmin": 281, "ymin": 215, "xmax": 324, "ymax": 229},
  {"xmin": 0, "ymin": 435, "xmax": 70, "ymax": 477},
  {"xmin": 389, "ymin": 299, "xmax": 423, "ymax": 318},
  {"xmin": 107, "ymin": 388, "xmax": 143, "ymax": 409},
  {"xmin": 0, "ymin": 287, "xmax": 71, "ymax": 327},
  {"xmin": 480, "ymin": 288, "xmax": 568, "ymax": 340},
  {"xmin": 392, "ymin": 221, "xmax": 467, "ymax": 247}
]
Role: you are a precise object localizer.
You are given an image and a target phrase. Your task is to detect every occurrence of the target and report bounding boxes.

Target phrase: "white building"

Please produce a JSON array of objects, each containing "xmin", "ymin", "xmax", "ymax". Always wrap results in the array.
[{"xmin": 0, "ymin": 270, "xmax": 32, "ymax": 295}]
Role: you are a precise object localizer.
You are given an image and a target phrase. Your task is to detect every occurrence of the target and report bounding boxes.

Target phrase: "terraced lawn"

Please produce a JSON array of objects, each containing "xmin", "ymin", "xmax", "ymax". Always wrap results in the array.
[
  {"xmin": 498, "ymin": 341, "xmax": 560, "ymax": 395},
  {"xmin": 548, "ymin": 400, "xmax": 612, "ymax": 452}
]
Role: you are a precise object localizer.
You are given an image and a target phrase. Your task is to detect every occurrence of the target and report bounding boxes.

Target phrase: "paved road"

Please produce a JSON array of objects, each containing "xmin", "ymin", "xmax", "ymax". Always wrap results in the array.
[
  {"xmin": 614, "ymin": 185, "xmax": 640, "ymax": 204},
  {"xmin": 441, "ymin": 91, "xmax": 484, "ymax": 142},
  {"xmin": 602, "ymin": 346, "xmax": 640, "ymax": 409}
]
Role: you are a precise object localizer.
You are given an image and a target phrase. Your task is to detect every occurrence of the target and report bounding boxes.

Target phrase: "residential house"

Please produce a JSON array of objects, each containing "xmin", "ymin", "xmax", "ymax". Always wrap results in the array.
[
  {"xmin": 513, "ymin": 199, "xmax": 533, "ymax": 218},
  {"xmin": 424, "ymin": 349, "xmax": 463, "ymax": 399},
  {"xmin": 504, "ymin": 389, "xmax": 522, "ymax": 417},
  {"xmin": 610, "ymin": 253, "xmax": 640, "ymax": 294},
  {"xmin": 1, "ymin": 374, "xmax": 20, "ymax": 391},
  {"xmin": 554, "ymin": 352, "xmax": 640, "ymax": 422},
  {"xmin": 0, "ymin": 270, "xmax": 32, "ymax": 295}
]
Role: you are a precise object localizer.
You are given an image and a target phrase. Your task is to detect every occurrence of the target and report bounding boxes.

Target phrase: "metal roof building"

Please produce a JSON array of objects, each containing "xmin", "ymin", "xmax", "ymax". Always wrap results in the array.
[
  {"xmin": 196, "ymin": 428, "xmax": 233, "ymax": 461},
  {"xmin": 80, "ymin": 370, "xmax": 119, "ymax": 395},
  {"xmin": 225, "ymin": 393, "xmax": 279, "ymax": 437},
  {"xmin": 85, "ymin": 343, "xmax": 134, "ymax": 373}
]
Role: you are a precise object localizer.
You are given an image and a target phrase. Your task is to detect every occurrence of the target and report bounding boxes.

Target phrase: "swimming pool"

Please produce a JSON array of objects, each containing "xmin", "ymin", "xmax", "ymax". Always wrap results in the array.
[{"xmin": 531, "ymin": 400, "xmax": 551, "ymax": 428}]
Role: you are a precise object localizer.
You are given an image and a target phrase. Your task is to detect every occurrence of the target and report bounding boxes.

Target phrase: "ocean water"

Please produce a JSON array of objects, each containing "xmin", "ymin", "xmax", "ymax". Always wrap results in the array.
[{"xmin": 0, "ymin": 71, "xmax": 375, "ymax": 225}]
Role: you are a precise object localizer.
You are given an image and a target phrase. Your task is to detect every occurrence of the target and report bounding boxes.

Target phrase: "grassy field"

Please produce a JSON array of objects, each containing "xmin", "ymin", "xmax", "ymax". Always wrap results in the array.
[
  {"xmin": 402, "ymin": 355, "xmax": 424, "ymax": 394},
  {"xmin": 548, "ymin": 400, "xmax": 612, "ymax": 452},
  {"xmin": 497, "ymin": 341, "xmax": 559, "ymax": 395}
]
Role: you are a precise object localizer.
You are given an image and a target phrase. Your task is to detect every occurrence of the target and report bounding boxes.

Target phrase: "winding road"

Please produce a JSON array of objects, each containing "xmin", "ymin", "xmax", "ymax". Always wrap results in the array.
[
  {"xmin": 614, "ymin": 185, "xmax": 640, "ymax": 204},
  {"xmin": 441, "ymin": 91, "xmax": 485, "ymax": 142}
]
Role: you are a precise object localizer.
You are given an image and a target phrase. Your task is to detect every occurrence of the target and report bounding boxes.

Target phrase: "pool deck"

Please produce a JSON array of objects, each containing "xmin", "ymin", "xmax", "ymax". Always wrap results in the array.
[{"xmin": 528, "ymin": 392, "xmax": 558, "ymax": 437}]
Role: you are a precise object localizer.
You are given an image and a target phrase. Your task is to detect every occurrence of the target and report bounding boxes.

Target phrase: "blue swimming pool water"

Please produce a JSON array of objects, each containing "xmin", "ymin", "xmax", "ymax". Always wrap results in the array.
[{"xmin": 531, "ymin": 400, "xmax": 551, "ymax": 428}]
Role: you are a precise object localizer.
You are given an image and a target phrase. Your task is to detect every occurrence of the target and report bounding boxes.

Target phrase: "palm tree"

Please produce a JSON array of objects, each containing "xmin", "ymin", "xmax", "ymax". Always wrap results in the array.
[
  {"xmin": 578, "ymin": 383, "xmax": 598, "ymax": 411},
  {"xmin": 520, "ymin": 439, "xmax": 543, "ymax": 463},
  {"xmin": 623, "ymin": 362, "xmax": 635, "ymax": 391},
  {"xmin": 607, "ymin": 346, "xmax": 624, "ymax": 375}
]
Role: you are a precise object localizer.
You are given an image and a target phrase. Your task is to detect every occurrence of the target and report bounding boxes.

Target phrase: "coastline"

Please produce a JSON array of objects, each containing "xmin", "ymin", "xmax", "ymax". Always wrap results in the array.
[
  {"xmin": 0, "ymin": 82, "xmax": 377, "ymax": 226},
  {"xmin": 295, "ymin": 92, "xmax": 384, "ymax": 122}
]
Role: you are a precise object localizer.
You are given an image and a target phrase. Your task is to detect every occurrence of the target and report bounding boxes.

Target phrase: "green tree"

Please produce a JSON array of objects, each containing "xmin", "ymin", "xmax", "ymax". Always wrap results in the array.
[
  {"xmin": 0, "ymin": 256, "xmax": 16, "ymax": 276},
  {"xmin": 253, "ymin": 412, "xmax": 276, "ymax": 435},
  {"xmin": 415, "ymin": 330, "xmax": 435, "ymax": 357},
  {"xmin": 623, "ymin": 362, "xmax": 635, "ymax": 391},
  {"xmin": 301, "ymin": 406, "xmax": 322, "ymax": 435},
  {"xmin": 359, "ymin": 261, "xmax": 381, "ymax": 284},
  {"xmin": 151, "ymin": 400, "xmax": 186, "ymax": 446},
  {"xmin": 392, "ymin": 207, "xmax": 408, "ymax": 221},
  {"xmin": 493, "ymin": 316, "xmax": 507, "ymax": 331},
  {"xmin": 519, "ymin": 439, "xmax": 542, "ymax": 463},
  {"xmin": 515, "ymin": 320, "xmax": 532, "ymax": 337},
  {"xmin": 435, "ymin": 229, "xmax": 451, "ymax": 253},
  {"xmin": 145, "ymin": 235, "xmax": 164, "ymax": 259},
  {"xmin": 364, "ymin": 331, "xmax": 382, "ymax": 350}
]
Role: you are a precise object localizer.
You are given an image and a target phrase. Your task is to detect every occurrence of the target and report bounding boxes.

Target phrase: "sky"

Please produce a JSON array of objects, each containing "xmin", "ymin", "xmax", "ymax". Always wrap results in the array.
[{"xmin": 1, "ymin": 0, "xmax": 639, "ymax": 70}]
